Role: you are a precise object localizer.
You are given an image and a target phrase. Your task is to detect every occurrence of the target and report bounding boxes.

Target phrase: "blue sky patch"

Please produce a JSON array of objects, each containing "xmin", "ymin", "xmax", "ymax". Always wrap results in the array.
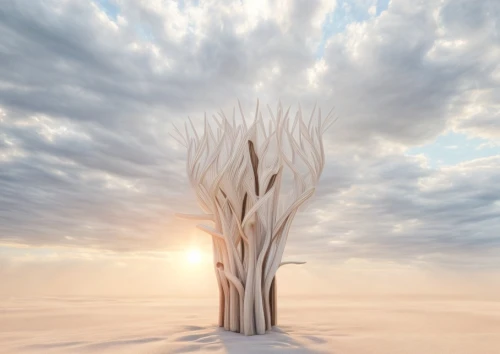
[
  {"xmin": 316, "ymin": 0, "xmax": 390, "ymax": 58},
  {"xmin": 94, "ymin": 0, "xmax": 119, "ymax": 21},
  {"xmin": 406, "ymin": 131, "xmax": 500, "ymax": 168}
]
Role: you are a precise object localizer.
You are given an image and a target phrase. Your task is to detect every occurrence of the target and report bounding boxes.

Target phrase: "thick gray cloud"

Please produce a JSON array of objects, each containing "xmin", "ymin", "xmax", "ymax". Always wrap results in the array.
[
  {"xmin": 0, "ymin": 0, "xmax": 499, "ymax": 268},
  {"xmin": 290, "ymin": 154, "xmax": 500, "ymax": 269},
  {"xmin": 318, "ymin": 0, "xmax": 500, "ymax": 144}
]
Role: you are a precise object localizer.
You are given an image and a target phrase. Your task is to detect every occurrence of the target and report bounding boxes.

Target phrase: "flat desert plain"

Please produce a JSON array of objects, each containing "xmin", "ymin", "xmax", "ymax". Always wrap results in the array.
[{"xmin": 1, "ymin": 295, "xmax": 499, "ymax": 354}]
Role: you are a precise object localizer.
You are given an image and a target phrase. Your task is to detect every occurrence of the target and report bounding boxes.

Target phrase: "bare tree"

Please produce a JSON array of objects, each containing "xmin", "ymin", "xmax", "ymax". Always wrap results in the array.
[{"xmin": 174, "ymin": 101, "xmax": 334, "ymax": 335}]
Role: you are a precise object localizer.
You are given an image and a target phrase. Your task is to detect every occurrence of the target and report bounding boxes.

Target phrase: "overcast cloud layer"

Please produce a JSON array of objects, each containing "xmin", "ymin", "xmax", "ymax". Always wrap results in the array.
[{"xmin": 1, "ymin": 0, "xmax": 499, "ymax": 270}]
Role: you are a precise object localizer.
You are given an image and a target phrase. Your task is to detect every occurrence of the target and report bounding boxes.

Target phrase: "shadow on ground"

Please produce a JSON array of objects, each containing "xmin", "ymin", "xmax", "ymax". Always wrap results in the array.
[{"xmin": 164, "ymin": 325, "xmax": 328, "ymax": 354}]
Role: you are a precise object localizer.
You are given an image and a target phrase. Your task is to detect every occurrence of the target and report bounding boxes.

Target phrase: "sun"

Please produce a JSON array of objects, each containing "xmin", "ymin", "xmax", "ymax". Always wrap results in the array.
[{"xmin": 186, "ymin": 249, "xmax": 202, "ymax": 264}]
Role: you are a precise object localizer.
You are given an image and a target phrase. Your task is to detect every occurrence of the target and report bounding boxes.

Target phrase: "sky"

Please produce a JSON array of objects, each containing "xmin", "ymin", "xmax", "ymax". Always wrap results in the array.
[{"xmin": 0, "ymin": 0, "xmax": 499, "ymax": 297}]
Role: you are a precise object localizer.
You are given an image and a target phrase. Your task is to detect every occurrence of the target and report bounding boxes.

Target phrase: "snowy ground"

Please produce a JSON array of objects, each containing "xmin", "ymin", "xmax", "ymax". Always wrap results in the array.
[{"xmin": 1, "ymin": 295, "xmax": 499, "ymax": 354}]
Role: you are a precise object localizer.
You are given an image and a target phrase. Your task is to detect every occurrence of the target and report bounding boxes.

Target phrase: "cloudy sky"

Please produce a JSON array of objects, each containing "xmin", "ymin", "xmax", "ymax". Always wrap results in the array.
[{"xmin": 1, "ymin": 0, "xmax": 499, "ymax": 297}]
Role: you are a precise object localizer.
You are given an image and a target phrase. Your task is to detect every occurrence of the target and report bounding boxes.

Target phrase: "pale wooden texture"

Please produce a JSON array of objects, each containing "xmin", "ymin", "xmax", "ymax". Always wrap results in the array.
[{"xmin": 175, "ymin": 101, "xmax": 335, "ymax": 334}]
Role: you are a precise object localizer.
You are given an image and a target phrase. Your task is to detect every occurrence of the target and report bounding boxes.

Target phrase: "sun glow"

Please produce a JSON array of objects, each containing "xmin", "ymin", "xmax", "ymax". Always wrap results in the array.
[{"xmin": 186, "ymin": 249, "xmax": 202, "ymax": 264}]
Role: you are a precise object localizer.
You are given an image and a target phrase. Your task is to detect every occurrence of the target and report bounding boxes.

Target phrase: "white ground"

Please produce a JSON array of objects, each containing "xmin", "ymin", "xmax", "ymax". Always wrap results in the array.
[{"xmin": 1, "ymin": 295, "xmax": 499, "ymax": 354}]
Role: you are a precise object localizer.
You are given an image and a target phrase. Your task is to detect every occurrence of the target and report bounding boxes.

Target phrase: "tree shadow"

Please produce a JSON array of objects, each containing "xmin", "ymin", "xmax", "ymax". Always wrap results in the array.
[{"xmin": 169, "ymin": 325, "xmax": 328, "ymax": 354}]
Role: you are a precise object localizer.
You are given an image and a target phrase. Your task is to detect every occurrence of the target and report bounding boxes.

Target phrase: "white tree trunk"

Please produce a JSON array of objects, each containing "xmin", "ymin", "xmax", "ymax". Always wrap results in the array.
[{"xmin": 175, "ymin": 101, "xmax": 334, "ymax": 335}]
